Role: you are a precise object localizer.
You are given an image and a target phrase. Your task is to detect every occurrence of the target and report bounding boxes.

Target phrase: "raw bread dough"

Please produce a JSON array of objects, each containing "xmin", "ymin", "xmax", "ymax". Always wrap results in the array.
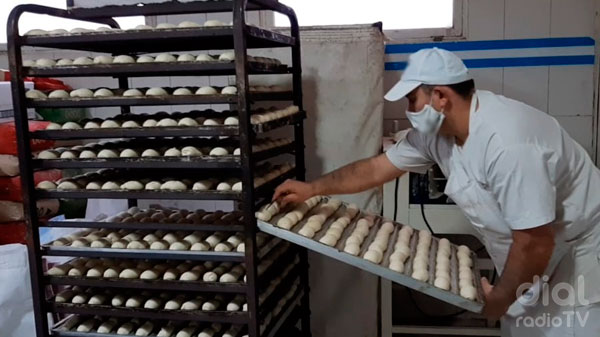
[
  {"xmin": 177, "ymin": 54, "xmax": 196, "ymax": 62},
  {"xmin": 224, "ymin": 117, "xmax": 239, "ymax": 125},
  {"xmin": 119, "ymin": 268, "xmax": 141, "ymax": 279},
  {"xmin": 93, "ymin": 55, "xmax": 113, "ymax": 64},
  {"xmin": 204, "ymin": 20, "xmax": 226, "ymax": 27},
  {"xmin": 141, "ymin": 149, "xmax": 160, "ymax": 157},
  {"xmin": 164, "ymin": 147, "xmax": 182, "ymax": 157},
  {"xmin": 49, "ymin": 90, "xmax": 70, "ymax": 99},
  {"xmin": 178, "ymin": 21, "xmax": 201, "ymax": 28},
  {"xmin": 57, "ymin": 180, "xmax": 80, "ymax": 190},
  {"xmin": 146, "ymin": 87, "xmax": 169, "ymax": 96},
  {"xmin": 94, "ymin": 88, "xmax": 114, "ymax": 97},
  {"xmin": 140, "ymin": 269, "xmax": 160, "ymax": 280},
  {"xmin": 195, "ymin": 86, "xmax": 218, "ymax": 95},
  {"xmin": 137, "ymin": 55, "xmax": 154, "ymax": 63},
  {"xmin": 203, "ymin": 118, "xmax": 220, "ymax": 126},
  {"xmin": 156, "ymin": 23, "xmax": 177, "ymax": 29},
  {"xmin": 135, "ymin": 321, "xmax": 154, "ymax": 336},
  {"xmin": 119, "ymin": 149, "xmax": 139, "ymax": 158},
  {"xmin": 160, "ymin": 180, "xmax": 187, "ymax": 190},
  {"xmin": 460, "ymin": 286, "xmax": 477, "ymax": 300},
  {"xmin": 196, "ymin": 54, "xmax": 215, "ymax": 62},
  {"xmin": 73, "ymin": 57, "xmax": 94, "ymax": 65},
  {"xmin": 157, "ymin": 118, "xmax": 178, "ymax": 127},
  {"xmin": 219, "ymin": 52, "xmax": 235, "ymax": 61},
  {"xmin": 411, "ymin": 269, "xmax": 429, "ymax": 282},
  {"xmin": 209, "ymin": 147, "xmax": 228, "ymax": 156},
  {"xmin": 113, "ymin": 55, "xmax": 136, "ymax": 63},
  {"xmin": 83, "ymin": 121, "xmax": 100, "ymax": 129},
  {"xmin": 169, "ymin": 241, "xmax": 191, "ymax": 250},
  {"xmin": 98, "ymin": 149, "xmax": 118, "ymax": 158},
  {"xmin": 155, "ymin": 53, "xmax": 177, "ymax": 62},
  {"xmin": 37, "ymin": 150, "xmax": 59, "ymax": 159},
  {"xmin": 25, "ymin": 89, "xmax": 47, "ymax": 99},
  {"xmin": 100, "ymin": 120, "xmax": 121, "ymax": 128},
  {"xmin": 35, "ymin": 58, "xmax": 57, "ymax": 67},
  {"xmin": 181, "ymin": 146, "xmax": 202, "ymax": 156},
  {"xmin": 123, "ymin": 88, "xmax": 144, "ymax": 96},
  {"xmin": 173, "ymin": 88, "xmax": 193, "ymax": 96},
  {"xmin": 221, "ymin": 86, "xmax": 237, "ymax": 95}
]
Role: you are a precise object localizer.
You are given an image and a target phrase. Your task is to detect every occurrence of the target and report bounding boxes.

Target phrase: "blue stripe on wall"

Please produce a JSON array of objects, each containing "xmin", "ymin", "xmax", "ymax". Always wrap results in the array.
[
  {"xmin": 385, "ymin": 55, "xmax": 595, "ymax": 71},
  {"xmin": 385, "ymin": 37, "xmax": 595, "ymax": 54}
]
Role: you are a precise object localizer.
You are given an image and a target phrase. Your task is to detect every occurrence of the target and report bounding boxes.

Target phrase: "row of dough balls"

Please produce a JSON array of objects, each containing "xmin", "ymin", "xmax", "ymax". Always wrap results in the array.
[
  {"xmin": 24, "ymin": 53, "xmax": 281, "ymax": 67},
  {"xmin": 65, "ymin": 316, "xmax": 244, "ymax": 337},
  {"xmin": 410, "ymin": 230, "xmax": 433, "ymax": 282},
  {"xmin": 25, "ymin": 20, "xmax": 233, "ymax": 37},
  {"xmin": 363, "ymin": 222, "xmax": 395, "ymax": 264},
  {"xmin": 27, "ymin": 86, "xmax": 238, "ymax": 100},
  {"xmin": 250, "ymin": 106, "xmax": 299, "ymax": 124},
  {"xmin": 48, "ymin": 259, "xmax": 246, "ymax": 283},
  {"xmin": 343, "ymin": 216, "xmax": 376, "ymax": 255},
  {"xmin": 297, "ymin": 199, "xmax": 343, "ymax": 237},
  {"xmin": 44, "ymin": 115, "xmax": 239, "ymax": 130},
  {"xmin": 55, "ymin": 286, "xmax": 235, "ymax": 312},
  {"xmin": 38, "ymin": 163, "xmax": 294, "ymax": 191},
  {"xmin": 103, "ymin": 207, "xmax": 244, "ymax": 226},
  {"xmin": 274, "ymin": 196, "xmax": 323, "ymax": 229},
  {"xmin": 36, "ymin": 138, "xmax": 293, "ymax": 160},
  {"xmin": 54, "ymin": 229, "xmax": 245, "ymax": 254},
  {"xmin": 456, "ymin": 245, "xmax": 477, "ymax": 300}
]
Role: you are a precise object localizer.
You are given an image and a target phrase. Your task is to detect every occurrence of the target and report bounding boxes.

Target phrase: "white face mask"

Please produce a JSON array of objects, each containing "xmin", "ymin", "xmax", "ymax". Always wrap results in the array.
[{"xmin": 406, "ymin": 95, "xmax": 445, "ymax": 134}]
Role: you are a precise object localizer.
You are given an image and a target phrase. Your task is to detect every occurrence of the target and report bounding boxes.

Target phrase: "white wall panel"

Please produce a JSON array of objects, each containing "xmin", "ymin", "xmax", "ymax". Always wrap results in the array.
[
  {"xmin": 504, "ymin": 0, "xmax": 551, "ymax": 38},
  {"xmin": 503, "ymin": 66, "xmax": 549, "ymax": 112},
  {"xmin": 548, "ymin": 65, "xmax": 594, "ymax": 116}
]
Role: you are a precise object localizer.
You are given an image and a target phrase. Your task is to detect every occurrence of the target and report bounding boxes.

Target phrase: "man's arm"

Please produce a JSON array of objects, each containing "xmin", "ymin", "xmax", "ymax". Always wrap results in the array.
[
  {"xmin": 273, "ymin": 153, "xmax": 405, "ymax": 206},
  {"xmin": 481, "ymin": 224, "xmax": 555, "ymax": 319}
]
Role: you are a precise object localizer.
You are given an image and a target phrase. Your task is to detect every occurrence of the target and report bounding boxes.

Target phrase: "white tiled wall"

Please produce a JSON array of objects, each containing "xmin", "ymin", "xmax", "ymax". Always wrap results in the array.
[{"xmin": 384, "ymin": 0, "xmax": 598, "ymax": 157}]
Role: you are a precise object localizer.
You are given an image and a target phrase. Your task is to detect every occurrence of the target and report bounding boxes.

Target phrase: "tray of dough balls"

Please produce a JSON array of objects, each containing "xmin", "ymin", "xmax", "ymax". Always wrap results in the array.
[
  {"xmin": 34, "ymin": 137, "xmax": 294, "ymax": 166},
  {"xmin": 53, "ymin": 316, "xmax": 247, "ymax": 337},
  {"xmin": 31, "ymin": 106, "xmax": 302, "ymax": 138},
  {"xmin": 255, "ymin": 196, "xmax": 485, "ymax": 313},
  {"xmin": 24, "ymin": 85, "xmax": 290, "ymax": 107},
  {"xmin": 45, "ymin": 239, "xmax": 290, "ymax": 286},
  {"xmin": 23, "ymin": 51, "xmax": 286, "ymax": 75},
  {"xmin": 35, "ymin": 163, "xmax": 294, "ymax": 197}
]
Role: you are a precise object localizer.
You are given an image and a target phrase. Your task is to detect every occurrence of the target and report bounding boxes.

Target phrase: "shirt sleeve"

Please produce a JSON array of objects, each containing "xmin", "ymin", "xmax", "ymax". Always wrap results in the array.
[
  {"xmin": 385, "ymin": 129, "xmax": 435, "ymax": 174},
  {"xmin": 486, "ymin": 143, "xmax": 557, "ymax": 230}
]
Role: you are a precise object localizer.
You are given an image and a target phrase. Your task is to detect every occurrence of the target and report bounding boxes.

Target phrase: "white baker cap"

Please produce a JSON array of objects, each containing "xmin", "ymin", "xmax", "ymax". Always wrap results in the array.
[{"xmin": 384, "ymin": 47, "xmax": 471, "ymax": 101}]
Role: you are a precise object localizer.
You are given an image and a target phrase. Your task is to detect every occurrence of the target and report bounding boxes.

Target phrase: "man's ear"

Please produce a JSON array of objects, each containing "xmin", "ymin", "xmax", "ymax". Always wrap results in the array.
[{"xmin": 433, "ymin": 86, "xmax": 451, "ymax": 110}]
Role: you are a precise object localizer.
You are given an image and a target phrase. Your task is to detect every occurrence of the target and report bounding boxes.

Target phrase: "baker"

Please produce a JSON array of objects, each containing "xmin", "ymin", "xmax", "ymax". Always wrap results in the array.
[{"xmin": 273, "ymin": 47, "xmax": 600, "ymax": 336}]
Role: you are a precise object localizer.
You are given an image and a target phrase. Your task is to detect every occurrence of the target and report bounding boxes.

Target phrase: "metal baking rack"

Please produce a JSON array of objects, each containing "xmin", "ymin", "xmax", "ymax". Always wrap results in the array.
[
  {"xmin": 257, "ymin": 198, "xmax": 485, "ymax": 314},
  {"xmin": 8, "ymin": 1, "xmax": 310, "ymax": 337}
]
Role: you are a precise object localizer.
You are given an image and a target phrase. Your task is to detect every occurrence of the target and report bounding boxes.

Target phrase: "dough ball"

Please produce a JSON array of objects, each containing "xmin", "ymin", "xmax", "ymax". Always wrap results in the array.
[
  {"xmin": 123, "ymin": 88, "xmax": 143, "ymax": 97},
  {"xmin": 83, "ymin": 121, "xmax": 100, "ymax": 129},
  {"xmin": 119, "ymin": 268, "xmax": 141, "ymax": 279},
  {"xmin": 344, "ymin": 243, "xmax": 361, "ymax": 256},
  {"xmin": 93, "ymin": 55, "xmax": 113, "ymax": 64},
  {"xmin": 203, "ymin": 118, "xmax": 220, "ymax": 126},
  {"xmin": 216, "ymin": 182, "xmax": 232, "ymax": 191},
  {"xmin": 224, "ymin": 117, "xmax": 239, "ymax": 125},
  {"xmin": 35, "ymin": 58, "xmax": 56, "ymax": 67},
  {"xmin": 160, "ymin": 180, "xmax": 187, "ymax": 191},
  {"xmin": 101, "ymin": 181, "xmax": 121, "ymax": 190},
  {"xmin": 25, "ymin": 89, "xmax": 47, "ymax": 99},
  {"xmin": 231, "ymin": 181, "xmax": 242, "ymax": 191},
  {"xmin": 181, "ymin": 146, "xmax": 202, "ymax": 156},
  {"xmin": 73, "ymin": 57, "xmax": 93, "ymax": 65},
  {"xmin": 142, "ymin": 181, "xmax": 161, "ymax": 190},
  {"xmin": 204, "ymin": 20, "xmax": 226, "ymax": 27},
  {"xmin": 436, "ymin": 259, "xmax": 450, "ymax": 271},
  {"xmin": 24, "ymin": 29, "xmax": 47, "ymax": 36},
  {"xmin": 411, "ymin": 269, "xmax": 429, "ymax": 282},
  {"xmin": 298, "ymin": 226, "xmax": 315, "ymax": 238},
  {"xmin": 196, "ymin": 53, "xmax": 215, "ymax": 61},
  {"xmin": 219, "ymin": 52, "xmax": 235, "ymax": 61},
  {"xmin": 178, "ymin": 21, "xmax": 201, "ymax": 28},
  {"xmin": 460, "ymin": 286, "xmax": 477, "ymax": 300},
  {"xmin": 434, "ymin": 277, "xmax": 451, "ymax": 290},
  {"xmin": 146, "ymin": 87, "xmax": 168, "ymax": 96},
  {"xmin": 140, "ymin": 269, "xmax": 159, "ymax": 280},
  {"xmin": 196, "ymin": 86, "xmax": 218, "ymax": 95},
  {"xmin": 62, "ymin": 122, "xmax": 83, "ymax": 130},
  {"xmin": 389, "ymin": 260, "xmax": 405, "ymax": 273},
  {"xmin": 319, "ymin": 234, "xmax": 338, "ymax": 246},
  {"xmin": 113, "ymin": 55, "xmax": 136, "ymax": 63},
  {"xmin": 155, "ymin": 53, "xmax": 177, "ymax": 62},
  {"xmin": 121, "ymin": 120, "xmax": 141, "ymax": 128},
  {"xmin": 221, "ymin": 86, "xmax": 237, "ymax": 95},
  {"xmin": 49, "ymin": 90, "xmax": 70, "ymax": 99},
  {"xmin": 157, "ymin": 118, "xmax": 178, "ymax": 127},
  {"xmin": 98, "ymin": 149, "xmax": 118, "ymax": 158},
  {"xmin": 169, "ymin": 241, "xmax": 191, "ymax": 251},
  {"xmin": 49, "ymin": 29, "xmax": 68, "ymax": 35},
  {"xmin": 36, "ymin": 181, "xmax": 57, "ymax": 190},
  {"xmin": 141, "ymin": 149, "xmax": 160, "ymax": 157},
  {"xmin": 458, "ymin": 258, "xmax": 473, "ymax": 268},
  {"xmin": 233, "ymin": 148, "xmax": 241, "ymax": 155},
  {"xmin": 70, "ymin": 27, "xmax": 92, "ymax": 34},
  {"xmin": 121, "ymin": 180, "xmax": 144, "ymax": 190},
  {"xmin": 156, "ymin": 22, "xmax": 177, "ymax": 29},
  {"xmin": 93, "ymin": 88, "xmax": 114, "ymax": 97},
  {"xmin": 381, "ymin": 222, "xmax": 395, "ymax": 233},
  {"xmin": 57, "ymin": 180, "xmax": 80, "ymax": 190},
  {"xmin": 209, "ymin": 147, "xmax": 228, "ymax": 156},
  {"xmin": 37, "ymin": 150, "xmax": 58, "ymax": 159},
  {"xmin": 173, "ymin": 87, "xmax": 193, "ymax": 96},
  {"xmin": 90, "ymin": 239, "xmax": 110, "ymax": 248},
  {"xmin": 192, "ymin": 180, "xmax": 213, "ymax": 191},
  {"xmin": 119, "ymin": 149, "xmax": 139, "ymax": 158},
  {"xmin": 276, "ymin": 217, "xmax": 293, "ymax": 230},
  {"xmin": 150, "ymin": 240, "xmax": 169, "ymax": 250},
  {"xmin": 100, "ymin": 120, "xmax": 121, "ymax": 129},
  {"xmin": 164, "ymin": 147, "xmax": 181, "ymax": 157},
  {"xmin": 136, "ymin": 55, "xmax": 154, "ymax": 63},
  {"xmin": 85, "ymin": 181, "xmax": 102, "ymax": 189},
  {"xmin": 364, "ymin": 250, "xmax": 383, "ymax": 264}
]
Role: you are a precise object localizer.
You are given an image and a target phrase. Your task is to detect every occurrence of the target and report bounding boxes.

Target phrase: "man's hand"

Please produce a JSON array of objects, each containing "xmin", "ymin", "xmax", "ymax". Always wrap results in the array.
[
  {"xmin": 273, "ymin": 179, "xmax": 315, "ymax": 207},
  {"xmin": 480, "ymin": 277, "xmax": 511, "ymax": 320}
]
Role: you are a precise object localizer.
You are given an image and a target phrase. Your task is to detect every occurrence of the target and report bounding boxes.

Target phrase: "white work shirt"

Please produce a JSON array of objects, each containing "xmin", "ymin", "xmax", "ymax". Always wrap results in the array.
[{"xmin": 386, "ymin": 90, "xmax": 600, "ymax": 308}]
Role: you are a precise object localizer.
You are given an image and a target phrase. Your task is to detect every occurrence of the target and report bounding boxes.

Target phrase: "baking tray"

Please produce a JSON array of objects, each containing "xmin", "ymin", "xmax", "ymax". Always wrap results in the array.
[{"xmin": 257, "ymin": 199, "xmax": 485, "ymax": 313}]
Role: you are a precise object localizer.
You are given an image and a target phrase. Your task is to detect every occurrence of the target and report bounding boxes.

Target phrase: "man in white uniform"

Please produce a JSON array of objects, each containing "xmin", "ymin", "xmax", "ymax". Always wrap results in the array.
[{"xmin": 274, "ymin": 48, "xmax": 600, "ymax": 336}]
